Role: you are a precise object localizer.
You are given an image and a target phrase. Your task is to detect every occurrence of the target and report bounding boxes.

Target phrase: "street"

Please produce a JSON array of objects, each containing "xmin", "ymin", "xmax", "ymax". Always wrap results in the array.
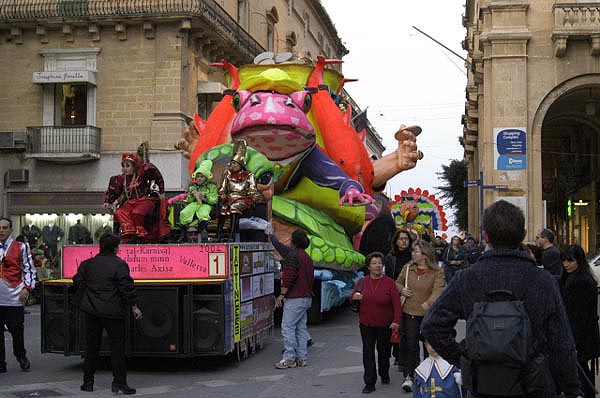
[{"xmin": 1, "ymin": 304, "xmax": 447, "ymax": 398}]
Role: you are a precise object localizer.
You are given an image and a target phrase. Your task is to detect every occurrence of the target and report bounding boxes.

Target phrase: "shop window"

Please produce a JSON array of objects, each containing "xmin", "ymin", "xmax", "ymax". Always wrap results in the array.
[{"xmin": 55, "ymin": 83, "xmax": 88, "ymax": 126}]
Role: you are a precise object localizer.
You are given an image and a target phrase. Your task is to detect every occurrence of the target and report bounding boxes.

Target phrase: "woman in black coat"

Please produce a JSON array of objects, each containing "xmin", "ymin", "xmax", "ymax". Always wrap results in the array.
[
  {"xmin": 441, "ymin": 235, "xmax": 466, "ymax": 284},
  {"xmin": 384, "ymin": 229, "xmax": 413, "ymax": 280},
  {"xmin": 73, "ymin": 233, "xmax": 143, "ymax": 395},
  {"xmin": 560, "ymin": 244, "xmax": 600, "ymax": 398}
]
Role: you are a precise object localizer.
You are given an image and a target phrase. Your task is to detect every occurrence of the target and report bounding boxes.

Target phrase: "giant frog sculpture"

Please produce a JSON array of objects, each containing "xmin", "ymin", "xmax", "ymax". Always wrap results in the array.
[{"xmin": 176, "ymin": 55, "xmax": 422, "ymax": 268}]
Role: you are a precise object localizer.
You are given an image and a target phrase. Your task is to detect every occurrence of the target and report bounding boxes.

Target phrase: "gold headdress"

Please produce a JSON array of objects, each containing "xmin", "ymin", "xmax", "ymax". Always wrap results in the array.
[{"xmin": 231, "ymin": 139, "xmax": 247, "ymax": 168}]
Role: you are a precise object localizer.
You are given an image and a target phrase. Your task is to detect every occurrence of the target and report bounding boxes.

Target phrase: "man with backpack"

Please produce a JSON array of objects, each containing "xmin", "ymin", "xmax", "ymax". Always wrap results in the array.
[{"xmin": 421, "ymin": 200, "xmax": 582, "ymax": 397}]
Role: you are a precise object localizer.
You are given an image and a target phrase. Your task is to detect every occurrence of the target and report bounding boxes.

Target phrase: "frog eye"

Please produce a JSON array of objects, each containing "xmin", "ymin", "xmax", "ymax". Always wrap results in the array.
[
  {"xmin": 232, "ymin": 93, "xmax": 242, "ymax": 111},
  {"xmin": 289, "ymin": 91, "xmax": 312, "ymax": 113},
  {"xmin": 303, "ymin": 93, "xmax": 312, "ymax": 112},
  {"xmin": 231, "ymin": 90, "xmax": 252, "ymax": 112}
]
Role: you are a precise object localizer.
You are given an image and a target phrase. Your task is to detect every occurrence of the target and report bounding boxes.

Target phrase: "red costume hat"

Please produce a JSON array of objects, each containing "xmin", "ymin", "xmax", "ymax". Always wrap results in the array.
[{"xmin": 121, "ymin": 152, "xmax": 141, "ymax": 165}]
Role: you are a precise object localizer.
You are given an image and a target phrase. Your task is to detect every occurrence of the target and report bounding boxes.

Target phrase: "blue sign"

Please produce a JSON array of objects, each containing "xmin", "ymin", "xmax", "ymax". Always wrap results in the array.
[{"xmin": 496, "ymin": 128, "xmax": 526, "ymax": 170}]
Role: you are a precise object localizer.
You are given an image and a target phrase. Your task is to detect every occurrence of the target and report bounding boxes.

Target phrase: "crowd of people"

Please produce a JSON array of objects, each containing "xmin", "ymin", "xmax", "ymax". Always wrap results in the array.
[
  {"xmin": 2, "ymin": 137, "xmax": 599, "ymax": 397},
  {"xmin": 344, "ymin": 200, "xmax": 599, "ymax": 397}
]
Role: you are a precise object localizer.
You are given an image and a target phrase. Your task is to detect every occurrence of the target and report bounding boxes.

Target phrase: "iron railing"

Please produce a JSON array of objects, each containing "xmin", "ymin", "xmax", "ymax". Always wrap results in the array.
[
  {"xmin": 0, "ymin": 0, "xmax": 264, "ymax": 58},
  {"xmin": 27, "ymin": 125, "xmax": 101, "ymax": 155}
]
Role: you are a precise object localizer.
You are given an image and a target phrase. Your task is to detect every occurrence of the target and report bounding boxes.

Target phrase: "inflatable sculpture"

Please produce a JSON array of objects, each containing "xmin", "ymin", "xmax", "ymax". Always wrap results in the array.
[
  {"xmin": 176, "ymin": 54, "xmax": 423, "ymax": 269},
  {"xmin": 390, "ymin": 188, "xmax": 448, "ymax": 239}
]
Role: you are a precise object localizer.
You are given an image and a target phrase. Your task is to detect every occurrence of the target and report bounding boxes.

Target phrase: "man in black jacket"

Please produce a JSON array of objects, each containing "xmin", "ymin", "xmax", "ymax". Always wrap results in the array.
[
  {"xmin": 421, "ymin": 200, "xmax": 582, "ymax": 397},
  {"xmin": 73, "ymin": 233, "xmax": 142, "ymax": 395}
]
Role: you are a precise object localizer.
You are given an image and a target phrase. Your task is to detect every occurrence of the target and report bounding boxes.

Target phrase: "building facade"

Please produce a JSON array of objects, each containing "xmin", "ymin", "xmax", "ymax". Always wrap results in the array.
[
  {"xmin": 463, "ymin": 0, "xmax": 600, "ymax": 253},
  {"xmin": 0, "ymin": 0, "xmax": 382, "ymax": 252}
]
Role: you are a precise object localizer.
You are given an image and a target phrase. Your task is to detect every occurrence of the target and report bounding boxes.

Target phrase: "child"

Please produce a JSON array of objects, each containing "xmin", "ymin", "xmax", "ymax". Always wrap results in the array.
[
  {"xmin": 179, "ymin": 159, "xmax": 218, "ymax": 236},
  {"xmin": 413, "ymin": 340, "xmax": 463, "ymax": 398},
  {"xmin": 217, "ymin": 139, "xmax": 260, "ymax": 241}
]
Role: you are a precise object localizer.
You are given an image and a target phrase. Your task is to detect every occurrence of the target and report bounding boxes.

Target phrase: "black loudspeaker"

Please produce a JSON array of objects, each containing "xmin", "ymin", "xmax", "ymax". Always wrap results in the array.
[
  {"xmin": 192, "ymin": 294, "xmax": 224, "ymax": 354},
  {"xmin": 132, "ymin": 287, "xmax": 181, "ymax": 355},
  {"xmin": 41, "ymin": 284, "xmax": 77, "ymax": 354}
]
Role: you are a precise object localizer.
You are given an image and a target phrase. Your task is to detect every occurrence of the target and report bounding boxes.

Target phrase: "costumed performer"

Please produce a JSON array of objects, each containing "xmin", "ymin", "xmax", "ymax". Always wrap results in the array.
[
  {"xmin": 217, "ymin": 139, "xmax": 261, "ymax": 242},
  {"xmin": 102, "ymin": 152, "xmax": 169, "ymax": 243},
  {"xmin": 179, "ymin": 159, "xmax": 218, "ymax": 236},
  {"xmin": 413, "ymin": 340, "xmax": 464, "ymax": 398}
]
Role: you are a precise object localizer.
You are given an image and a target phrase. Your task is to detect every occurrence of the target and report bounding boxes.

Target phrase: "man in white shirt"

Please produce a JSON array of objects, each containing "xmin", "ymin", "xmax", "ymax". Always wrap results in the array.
[{"xmin": 0, "ymin": 217, "xmax": 35, "ymax": 373}]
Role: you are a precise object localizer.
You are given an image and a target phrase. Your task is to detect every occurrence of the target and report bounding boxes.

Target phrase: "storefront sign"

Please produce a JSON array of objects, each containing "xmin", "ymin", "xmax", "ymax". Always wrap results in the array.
[
  {"xmin": 494, "ymin": 128, "xmax": 527, "ymax": 170},
  {"xmin": 32, "ymin": 70, "xmax": 96, "ymax": 85},
  {"xmin": 62, "ymin": 244, "xmax": 229, "ymax": 279}
]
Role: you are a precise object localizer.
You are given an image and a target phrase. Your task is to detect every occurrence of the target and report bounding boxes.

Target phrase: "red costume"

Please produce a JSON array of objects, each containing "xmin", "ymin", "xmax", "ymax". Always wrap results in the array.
[{"xmin": 104, "ymin": 153, "xmax": 170, "ymax": 243}]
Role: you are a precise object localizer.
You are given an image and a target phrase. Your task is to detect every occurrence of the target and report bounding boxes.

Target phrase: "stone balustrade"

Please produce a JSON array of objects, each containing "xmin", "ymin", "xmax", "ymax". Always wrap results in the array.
[{"xmin": 553, "ymin": 3, "xmax": 600, "ymax": 56}]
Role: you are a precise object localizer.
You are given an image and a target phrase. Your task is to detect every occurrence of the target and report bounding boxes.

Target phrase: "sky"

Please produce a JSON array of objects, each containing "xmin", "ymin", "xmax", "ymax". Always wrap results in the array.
[{"xmin": 320, "ymin": 0, "xmax": 467, "ymax": 233}]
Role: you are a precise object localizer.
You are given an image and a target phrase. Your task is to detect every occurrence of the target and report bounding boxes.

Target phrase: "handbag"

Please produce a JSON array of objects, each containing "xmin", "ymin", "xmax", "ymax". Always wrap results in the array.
[
  {"xmin": 400, "ymin": 267, "xmax": 409, "ymax": 306},
  {"xmin": 351, "ymin": 277, "xmax": 365, "ymax": 313}
]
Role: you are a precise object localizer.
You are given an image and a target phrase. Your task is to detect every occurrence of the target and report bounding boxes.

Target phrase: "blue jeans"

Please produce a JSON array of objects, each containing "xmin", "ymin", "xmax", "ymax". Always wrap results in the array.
[{"xmin": 281, "ymin": 297, "xmax": 312, "ymax": 361}]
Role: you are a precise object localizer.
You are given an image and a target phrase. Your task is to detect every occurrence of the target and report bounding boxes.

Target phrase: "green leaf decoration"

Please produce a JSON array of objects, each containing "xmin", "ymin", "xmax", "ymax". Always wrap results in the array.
[{"xmin": 273, "ymin": 196, "xmax": 364, "ymax": 268}]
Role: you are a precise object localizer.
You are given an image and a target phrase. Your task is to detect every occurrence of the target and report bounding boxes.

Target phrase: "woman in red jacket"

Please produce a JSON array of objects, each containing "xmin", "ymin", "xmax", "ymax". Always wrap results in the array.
[{"xmin": 350, "ymin": 251, "xmax": 401, "ymax": 394}]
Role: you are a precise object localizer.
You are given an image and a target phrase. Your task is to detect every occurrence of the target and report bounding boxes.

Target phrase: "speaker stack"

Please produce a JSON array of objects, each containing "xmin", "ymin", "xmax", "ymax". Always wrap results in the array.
[
  {"xmin": 132, "ymin": 287, "xmax": 181, "ymax": 355},
  {"xmin": 191, "ymin": 294, "xmax": 225, "ymax": 354},
  {"xmin": 41, "ymin": 283, "xmax": 77, "ymax": 354}
]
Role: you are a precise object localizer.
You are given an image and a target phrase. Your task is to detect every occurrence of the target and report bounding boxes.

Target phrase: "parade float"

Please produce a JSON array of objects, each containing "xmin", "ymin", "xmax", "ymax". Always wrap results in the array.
[
  {"xmin": 390, "ymin": 187, "xmax": 449, "ymax": 239},
  {"xmin": 41, "ymin": 53, "xmax": 423, "ymax": 360},
  {"xmin": 175, "ymin": 54, "xmax": 423, "ymax": 320}
]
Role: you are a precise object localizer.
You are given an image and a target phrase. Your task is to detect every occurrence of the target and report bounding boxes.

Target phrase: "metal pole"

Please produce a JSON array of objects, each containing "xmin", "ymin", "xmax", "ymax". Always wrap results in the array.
[
  {"xmin": 411, "ymin": 26, "xmax": 467, "ymax": 63},
  {"xmin": 479, "ymin": 171, "xmax": 484, "ymax": 243}
]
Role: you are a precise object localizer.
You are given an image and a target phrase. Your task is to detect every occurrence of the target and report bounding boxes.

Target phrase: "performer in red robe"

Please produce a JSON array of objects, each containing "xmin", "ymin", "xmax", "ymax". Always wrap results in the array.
[{"xmin": 102, "ymin": 153, "xmax": 169, "ymax": 243}]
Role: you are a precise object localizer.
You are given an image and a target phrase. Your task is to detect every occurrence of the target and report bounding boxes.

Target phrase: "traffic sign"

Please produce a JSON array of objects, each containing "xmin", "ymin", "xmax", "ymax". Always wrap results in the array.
[
  {"xmin": 464, "ymin": 179, "xmax": 481, "ymax": 187},
  {"xmin": 485, "ymin": 184, "xmax": 509, "ymax": 190}
]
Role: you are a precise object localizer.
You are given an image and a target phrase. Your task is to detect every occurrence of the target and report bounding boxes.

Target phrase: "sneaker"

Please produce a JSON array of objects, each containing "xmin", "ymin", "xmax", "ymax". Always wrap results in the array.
[
  {"xmin": 402, "ymin": 376, "xmax": 413, "ymax": 392},
  {"xmin": 274, "ymin": 359, "xmax": 297, "ymax": 369},
  {"xmin": 295, "ymin": 358, "xmax": 307, "ymax": 367}
]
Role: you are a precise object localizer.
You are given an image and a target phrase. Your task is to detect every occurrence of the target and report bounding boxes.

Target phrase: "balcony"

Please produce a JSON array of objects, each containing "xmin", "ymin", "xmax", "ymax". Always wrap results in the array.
[
  {"xmin": 26, "ymin": 125, "xmax": 101, "ymax": 163},
  {"xmin": 553, "ymin": 3, "xmax": 600, "ymax": 56},
  {"xmin": 0, "ymin": 0, "xmax": 264, "ymax": 62}
]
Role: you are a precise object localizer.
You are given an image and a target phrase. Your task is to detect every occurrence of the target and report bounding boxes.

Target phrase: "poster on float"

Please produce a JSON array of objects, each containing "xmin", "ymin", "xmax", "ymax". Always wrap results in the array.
[{"xmin": 62, "ymin": 244, "xmax": 229, "ymax": 279}]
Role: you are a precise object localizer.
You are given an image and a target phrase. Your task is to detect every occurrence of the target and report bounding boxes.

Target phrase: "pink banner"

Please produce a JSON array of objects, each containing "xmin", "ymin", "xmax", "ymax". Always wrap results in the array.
[{"xmin": 62, "ymin": 244, "xmax": 229, "ymax": 280}]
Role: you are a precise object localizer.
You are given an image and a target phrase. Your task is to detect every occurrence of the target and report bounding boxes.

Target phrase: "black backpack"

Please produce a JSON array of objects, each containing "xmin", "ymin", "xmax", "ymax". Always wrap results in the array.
[{"xmin": 463, "ymin": 266, "xmax": 544, "ymax": 396}]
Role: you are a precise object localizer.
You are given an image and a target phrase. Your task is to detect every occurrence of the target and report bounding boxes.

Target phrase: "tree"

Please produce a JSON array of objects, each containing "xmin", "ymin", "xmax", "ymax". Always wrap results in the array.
[{"xmin": 436, "ymin": 159, "xmax": 468, "ymax": 231}]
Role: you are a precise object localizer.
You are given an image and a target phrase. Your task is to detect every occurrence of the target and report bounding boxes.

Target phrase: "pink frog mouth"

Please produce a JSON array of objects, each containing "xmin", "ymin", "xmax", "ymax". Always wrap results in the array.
[{"xmin": 234, "ymin": 126, "xmax": 315, "ymax": 161}]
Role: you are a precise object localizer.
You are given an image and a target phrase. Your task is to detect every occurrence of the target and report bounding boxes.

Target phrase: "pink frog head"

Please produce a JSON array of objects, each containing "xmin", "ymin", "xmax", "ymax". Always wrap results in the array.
[{"xmin": 229, "ymin": 90, "xmax": 315, "ymax": 161}]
